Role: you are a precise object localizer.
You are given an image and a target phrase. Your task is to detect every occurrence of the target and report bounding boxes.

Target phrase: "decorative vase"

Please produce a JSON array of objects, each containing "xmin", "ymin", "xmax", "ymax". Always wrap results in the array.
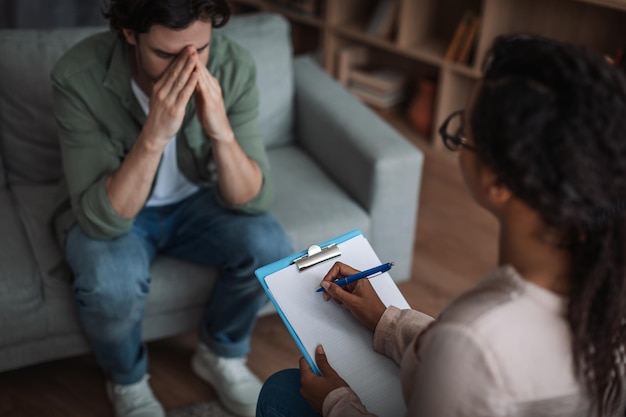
[{"xmin": 407, "ymin": 78, "xmax": 436, "ymax": 137}]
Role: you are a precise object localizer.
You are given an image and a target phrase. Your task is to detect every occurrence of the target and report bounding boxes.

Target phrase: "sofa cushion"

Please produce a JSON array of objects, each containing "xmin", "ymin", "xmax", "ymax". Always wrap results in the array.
[
  {"xmin": 217, "ymin": 13, "xmax": 294, "ymax": 148},
  {"xmin": 12, "ymin": 184, "xmax": 218, "ymax": 311},
  {"xmin": 41, "ymin": 256, "xmax": 217, "ymax": 339},
  {"xmin": 0, "ymin": 27, "xmax": 103, "ymax": 186},
  {"xmin": 0, "ymin": 107, "xmax": 5, "ymax": 187},
  {"xmin": 0, "ymin": 189, "xmax": 42, "ymax": 309},
  {"xmin": 268, "ymin": 145, "xmax": 370, "ymax": 250},
  {"xmin": 0, "ymin": 145, "xmax": 6, "ymax": 188},
  {"xmin": 146, "ymin": 256, "xmax": 216, "ymax": 315},
  {"xmin": 0, "ymin": 189, "xmax": 48, "ymax": 348},
  {"xmin": 11, "ymin": 185, "xmax": 66, "ymax": 294}
]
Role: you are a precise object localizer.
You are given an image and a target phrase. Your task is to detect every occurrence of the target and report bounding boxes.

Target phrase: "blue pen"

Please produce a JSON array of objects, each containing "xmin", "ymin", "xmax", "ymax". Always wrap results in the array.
[{"xmin": 316, "ymin": 262, "xmax": 394, "ymax": 293}]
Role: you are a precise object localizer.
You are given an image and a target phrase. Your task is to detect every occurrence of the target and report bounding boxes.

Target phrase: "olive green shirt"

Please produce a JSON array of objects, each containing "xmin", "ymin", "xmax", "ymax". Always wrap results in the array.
[{"xmin": 50, "ymin": 31, "xmax": 273, "ymax": 244}]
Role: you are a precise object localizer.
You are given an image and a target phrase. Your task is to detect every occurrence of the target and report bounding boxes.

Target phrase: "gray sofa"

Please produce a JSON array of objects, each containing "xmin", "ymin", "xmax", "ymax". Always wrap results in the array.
[{"xmin": 0, "ymin": 13, "xmax": 423, "ymax": 373}]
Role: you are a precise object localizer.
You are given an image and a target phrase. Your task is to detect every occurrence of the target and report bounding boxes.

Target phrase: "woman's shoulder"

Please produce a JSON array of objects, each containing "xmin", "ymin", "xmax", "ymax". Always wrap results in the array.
[
  {"xmin": 437, "ymin": 266, "xmax": 525, "ymax": 325},
  {"xmin": 425, "ymin": 265, "xmax": 580, "ymax": 402},
  {"xmin": 438, "ymin": 265, "xmax": 566, "ymax": 327}
]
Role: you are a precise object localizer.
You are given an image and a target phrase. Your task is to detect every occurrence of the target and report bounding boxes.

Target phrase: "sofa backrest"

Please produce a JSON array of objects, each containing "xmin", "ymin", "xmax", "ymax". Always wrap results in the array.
[
  {"xmin": 217, "ymin": 13, "xmax": 294, "ymax": 149},
  {"xmin": 0, "ymin": 13, "xmax": 294, "ymax": 187},
  {"xmin": 0, "ymin": 26, "xmax": 102, "ymax": 186}
]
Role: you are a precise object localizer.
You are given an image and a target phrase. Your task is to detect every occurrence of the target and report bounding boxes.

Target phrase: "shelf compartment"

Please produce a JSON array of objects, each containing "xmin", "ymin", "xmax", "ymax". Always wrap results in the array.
[
  {"xmin": 327, "ymin": 0, "xmax": 380, "ymax": 28},
  {"xmin": 333, "ymin": 37, "xmax": 441, "ymax": 139},
  {"xmin": 484, "ymin": 0, "xmax": 626, "ymax": 58},
  {"xmin": 334, "ymin": 24, "xmax": 444, "ymax": 68},
  {"xmin": 396, "ymin": 0, "xmax": 482, "ymax": 64}
]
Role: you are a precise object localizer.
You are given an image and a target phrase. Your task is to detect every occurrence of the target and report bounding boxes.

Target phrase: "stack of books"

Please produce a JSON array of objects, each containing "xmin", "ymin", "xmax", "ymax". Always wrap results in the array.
[
  {"xmin": 336, "ymin": 46, "xmax": 370, "ymax": 87},
  {"xmin": 347, "ymin": 68, "xmax": 407, "ymax": 109},
  {"xmin": 335, "ymin": 46, "xmax": 407, "ymax": 109}
]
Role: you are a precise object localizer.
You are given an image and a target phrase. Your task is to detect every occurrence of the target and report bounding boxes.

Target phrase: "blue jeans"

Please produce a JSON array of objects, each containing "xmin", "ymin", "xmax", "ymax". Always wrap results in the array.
[
  {"xmin": 66, "ymin": 188, "xmax": 292, "ymax": 385},
  {"xmin": 257, "ymin": 369, "xmax": 321, "ymax": 417}
]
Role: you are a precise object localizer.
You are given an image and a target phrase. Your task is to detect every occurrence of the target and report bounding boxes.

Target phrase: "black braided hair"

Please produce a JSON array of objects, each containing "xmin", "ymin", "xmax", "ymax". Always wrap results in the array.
[
  {"xmin": 471, "ymin": 34, "xmax": 626, "ymax": 416},
  {"xmin": 102, "ymin": 0, "xmax": 231, "ymax": 37}
]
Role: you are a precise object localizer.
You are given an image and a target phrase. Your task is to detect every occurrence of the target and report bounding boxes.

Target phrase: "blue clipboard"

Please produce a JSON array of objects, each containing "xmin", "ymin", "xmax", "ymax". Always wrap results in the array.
[
  {"xmin": 255, "ymin": 229, "xmax": 409, "ymax": 417},
  {"xmin": 254, "ymin": 228, "xmax": 362, "ymax": 375}
]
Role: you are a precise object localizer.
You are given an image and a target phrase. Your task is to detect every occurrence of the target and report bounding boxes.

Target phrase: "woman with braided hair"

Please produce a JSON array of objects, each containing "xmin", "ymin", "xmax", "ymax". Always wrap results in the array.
[{"xmin": 257, "ymin": 34, "xmax": 626, "ymax": 417}]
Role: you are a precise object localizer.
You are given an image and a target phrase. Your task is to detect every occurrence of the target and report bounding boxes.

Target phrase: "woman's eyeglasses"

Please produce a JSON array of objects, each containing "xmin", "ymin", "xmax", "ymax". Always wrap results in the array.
[{"xmin": 438, "ymin": 110, "xmax": 477, "ymax": 152}]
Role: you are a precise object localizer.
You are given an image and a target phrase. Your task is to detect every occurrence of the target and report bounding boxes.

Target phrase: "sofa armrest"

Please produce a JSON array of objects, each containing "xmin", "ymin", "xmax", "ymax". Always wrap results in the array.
[{"xmin": 293, "ymin": 56, "xmax": 424, "ymax": 282}]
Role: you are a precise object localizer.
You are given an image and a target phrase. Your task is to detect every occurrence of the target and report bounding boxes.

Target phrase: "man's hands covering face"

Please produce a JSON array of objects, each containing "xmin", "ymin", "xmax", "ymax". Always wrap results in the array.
[
  {"xmin": 145, "ymin": 46, "xmax": 234, "ymax": 147},
  {"xmin": 191, "ymin": 53, "xmax": 234, "ymax": 144},
  {"xmin": 144, "ymin": 46, "xmax": 199, "ymax": 148}
]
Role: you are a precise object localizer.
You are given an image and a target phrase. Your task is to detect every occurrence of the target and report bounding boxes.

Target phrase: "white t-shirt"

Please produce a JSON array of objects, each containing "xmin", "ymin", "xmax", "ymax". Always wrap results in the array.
[{"xmin": 131, "ymin": 79, "xmax": 200, "ymax": 207}]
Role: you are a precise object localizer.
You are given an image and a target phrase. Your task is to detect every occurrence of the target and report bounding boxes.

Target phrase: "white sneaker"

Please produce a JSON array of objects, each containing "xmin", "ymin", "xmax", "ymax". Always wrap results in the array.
[
  {"xmin": 106, "ymin": 375, "xmax": 165, "ymax": 417},
  {"xmin": 191, "ymin": 343, "xmax": 262, "ymax": 417}
]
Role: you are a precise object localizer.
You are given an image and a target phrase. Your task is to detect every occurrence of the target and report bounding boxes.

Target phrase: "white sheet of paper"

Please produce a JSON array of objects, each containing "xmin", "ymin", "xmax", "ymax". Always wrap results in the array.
[{"xmin": 264, "ymin": 234, "xmax": 409, "ymax": 417}]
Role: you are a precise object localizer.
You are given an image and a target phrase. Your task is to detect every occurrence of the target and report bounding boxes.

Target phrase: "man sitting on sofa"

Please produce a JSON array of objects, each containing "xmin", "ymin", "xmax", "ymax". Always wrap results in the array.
[{"xmin": 49, "ymin": 0, "xmax": 292, "ymax": 416}]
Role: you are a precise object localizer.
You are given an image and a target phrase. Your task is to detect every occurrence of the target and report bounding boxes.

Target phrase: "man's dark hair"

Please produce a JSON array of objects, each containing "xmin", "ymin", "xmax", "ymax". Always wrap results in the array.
[
  {"xmin": 472, "ymin": 35, "xmax": 626, "ymax": 416},
  {"xmin": 102, "ymin": 0, "xmax": 230, "ymax": 36}
]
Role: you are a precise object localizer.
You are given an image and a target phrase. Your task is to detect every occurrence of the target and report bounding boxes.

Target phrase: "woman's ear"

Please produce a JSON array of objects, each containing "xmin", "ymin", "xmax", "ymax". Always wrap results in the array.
[{"xmin": 480, "ymin": 166, "xmax": 513, "ymax": 210}]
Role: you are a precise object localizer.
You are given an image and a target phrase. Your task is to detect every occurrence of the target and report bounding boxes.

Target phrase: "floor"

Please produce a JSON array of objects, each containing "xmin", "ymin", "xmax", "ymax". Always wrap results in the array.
[{"xmin": 0, "ymin": 128, "xmax": 500, "ymax": 417}]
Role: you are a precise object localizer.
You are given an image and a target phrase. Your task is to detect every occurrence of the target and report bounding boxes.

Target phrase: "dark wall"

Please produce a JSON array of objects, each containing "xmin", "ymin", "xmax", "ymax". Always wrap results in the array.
[{"xmin": 0, "ymin": 0, "xmax": 106, "ymax": 29}]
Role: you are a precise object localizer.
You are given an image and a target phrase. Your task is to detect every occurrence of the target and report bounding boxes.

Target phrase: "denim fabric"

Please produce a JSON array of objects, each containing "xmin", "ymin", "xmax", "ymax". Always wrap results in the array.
[
  {"xmin": 66, "ymin": 188, "xmax": 292, "ymax": 385},
  {"xmin": 256, "ymin": 369, "xmax": 321, "ymax": 417}
]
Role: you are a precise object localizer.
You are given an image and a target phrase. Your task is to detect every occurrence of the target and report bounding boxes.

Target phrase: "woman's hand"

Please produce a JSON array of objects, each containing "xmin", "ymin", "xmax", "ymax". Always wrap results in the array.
[
  {"xmin": 320, "ymin": 262, "xmax": 387, "ymax": 331},
  {"xmin": 299, "ymin": 345, "xmax": 349, "ymax": 413}
]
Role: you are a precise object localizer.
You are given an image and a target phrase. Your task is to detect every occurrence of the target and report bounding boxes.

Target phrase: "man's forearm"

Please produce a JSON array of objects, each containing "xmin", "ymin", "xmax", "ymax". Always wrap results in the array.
[
  {"xmin": 212, "ymin": 133, "xmax": 263, "ymax": 206},
  {"xmin": 105, "ymin": 133, "xmax": 165, "ymax": 218}
]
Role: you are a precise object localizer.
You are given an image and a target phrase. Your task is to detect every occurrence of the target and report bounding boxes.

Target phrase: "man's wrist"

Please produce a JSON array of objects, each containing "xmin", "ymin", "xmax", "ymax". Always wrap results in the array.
[
  {"xmin": 210, "ymin": 128, "xmax": 236, "ymax": 145},
  {"xmin": 137, "ymin": 129, "xmax": 169, "ymax": 154}
]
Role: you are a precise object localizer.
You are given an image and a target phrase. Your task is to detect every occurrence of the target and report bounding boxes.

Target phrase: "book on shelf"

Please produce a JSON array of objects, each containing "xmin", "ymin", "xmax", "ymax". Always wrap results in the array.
[
  {"xmin": 349, "ymin": 83, "xmax": 405, "ymax": 109},
  {"xmin": 444, "ymin": 10, "xmax": 479, "ymax": 64},
  {"xmin": 444, "ymin": 11, "xmax": 470, "ymax": 62},
  {"xmin": 336, "ymin": 46, "xmax": 369, "ymax": 86},
  {"xmin": 457, "ymin": 14, "xmax": 480, "ymax": 64},
  {"xmin": 366, "ymin": 0, "xmax": 399, "ymax": 40},
  {"xmin": 349, "ymin": 68, "xmax": 407, "ymax": 96}
]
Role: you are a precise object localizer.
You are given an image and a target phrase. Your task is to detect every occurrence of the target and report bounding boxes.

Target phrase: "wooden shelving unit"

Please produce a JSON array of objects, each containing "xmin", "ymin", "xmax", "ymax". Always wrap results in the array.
[{"xmin": 229, "ymin": 0, "xmax": 626, "ymax": 147}]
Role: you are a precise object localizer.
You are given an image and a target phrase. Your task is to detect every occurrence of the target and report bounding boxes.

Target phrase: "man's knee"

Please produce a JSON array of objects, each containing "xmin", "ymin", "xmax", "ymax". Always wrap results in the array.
[
  {"xmin": 67, "ymin": 226, "xmax": 151, "ymax": 319},
  {"xmin": 243, "ymin": 216, "xmax": 293, "ymax": 264},
  {"xmin": 73, "ymin": 265, "xmax": 150, "ymax": 319}
]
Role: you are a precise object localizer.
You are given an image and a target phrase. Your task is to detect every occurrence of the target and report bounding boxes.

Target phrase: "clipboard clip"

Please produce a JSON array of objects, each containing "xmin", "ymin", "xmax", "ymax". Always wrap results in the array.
[{"xmin": 292, "ymin": 243, "xmax": 341, "ymax": 271}]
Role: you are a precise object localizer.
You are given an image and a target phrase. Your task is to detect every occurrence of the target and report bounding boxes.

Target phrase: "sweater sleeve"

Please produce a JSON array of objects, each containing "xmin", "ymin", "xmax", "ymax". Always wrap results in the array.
[
  {"xmin": 321, "ymin": 307, "xmax": 435, "ymax": 417},
  {"xmin": 51, "ymin": 76, "xmax": 134, "ymax": 239},
  {"xmin": 323, "ymin": 387, "xmax": 378, "ymax": 417},
  {"xmin": 373, "ymin": 306, "xmax": 435, "ymax": 365}
]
